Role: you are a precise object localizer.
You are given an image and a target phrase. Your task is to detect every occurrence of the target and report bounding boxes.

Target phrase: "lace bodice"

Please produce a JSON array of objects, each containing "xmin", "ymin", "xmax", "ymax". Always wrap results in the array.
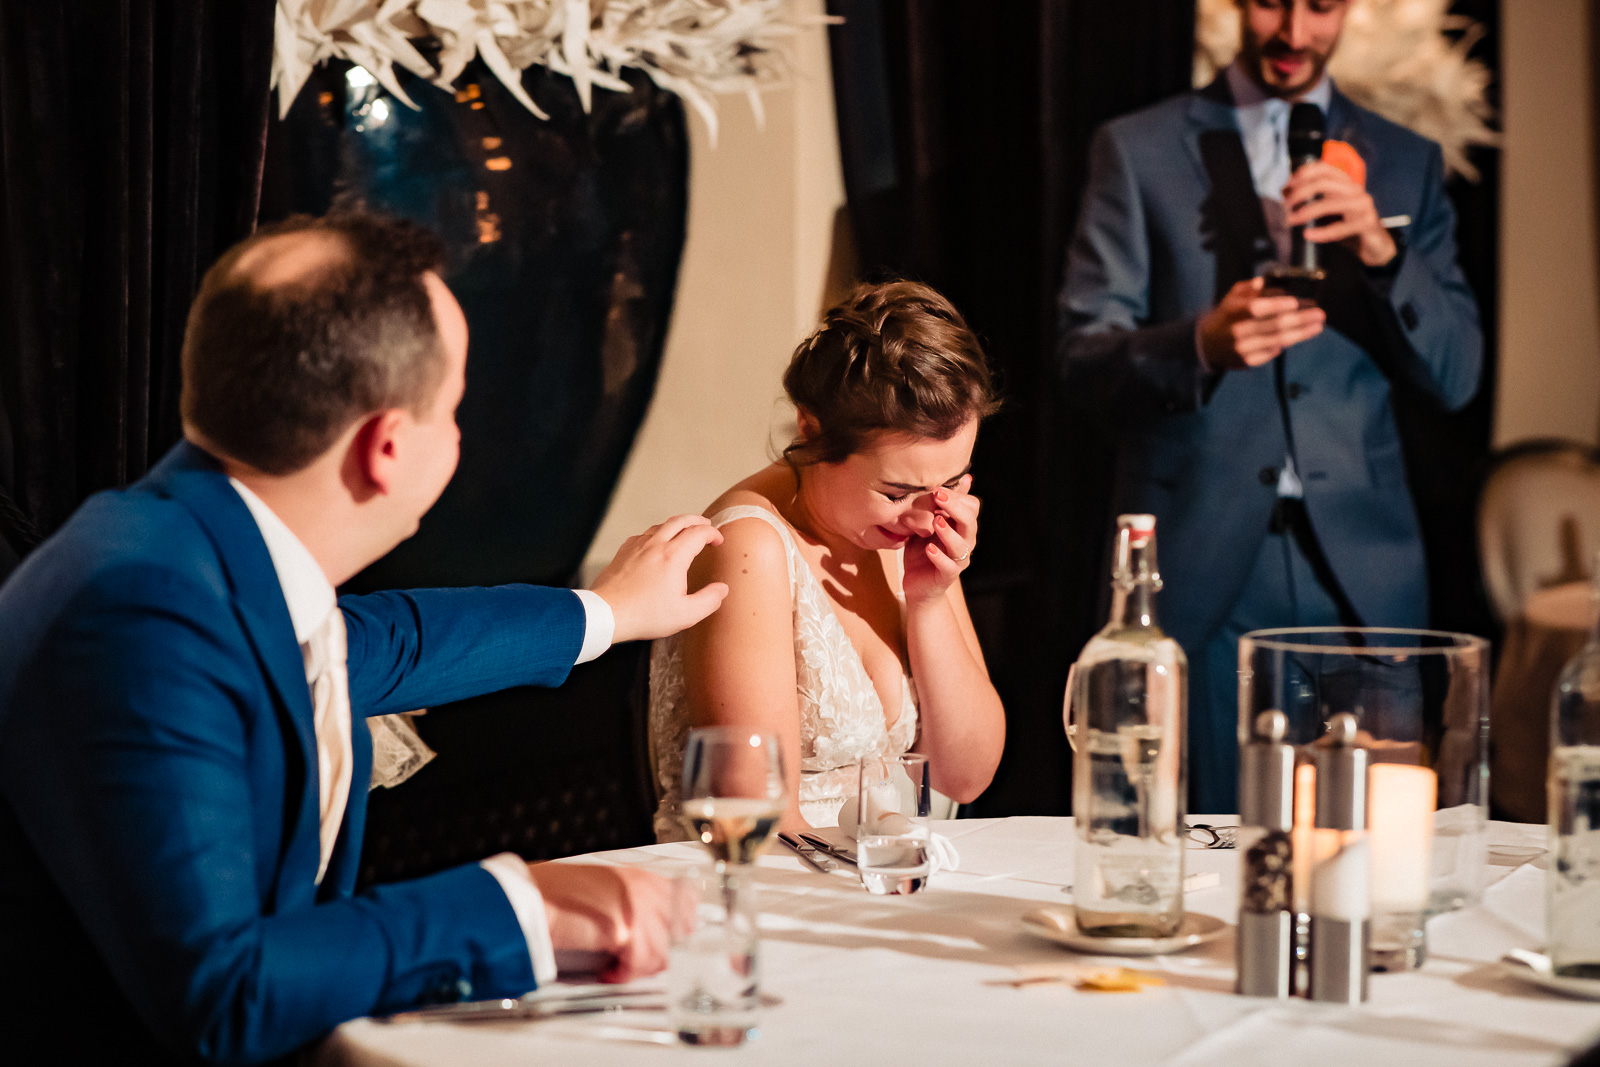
[{"xmin": 649, "ymin": 505, "xmax": 918, "ymax": 840}]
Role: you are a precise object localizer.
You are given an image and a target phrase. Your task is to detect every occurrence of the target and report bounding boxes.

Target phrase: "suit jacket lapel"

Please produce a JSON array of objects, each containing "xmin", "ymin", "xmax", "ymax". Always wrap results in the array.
[
  {"xmin": 1325, "ymin": 88, "xmax": 1370, "ymax": 161},
  {"xmin": 145, "ymin": 442, "xmax": 323, "ymax": 890},
  {"xmin": 1185, "ymin": 78, "xmax": 1278, "ymax": 300}
]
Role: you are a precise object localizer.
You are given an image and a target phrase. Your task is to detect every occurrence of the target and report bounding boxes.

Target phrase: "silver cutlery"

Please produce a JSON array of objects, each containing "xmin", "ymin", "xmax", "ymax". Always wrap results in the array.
[
  {"xmin": 778, "ymin": 831, "xmax": 837, "ymax": 873},
  {"xmin": 380, "ymin": 988, "xmax": 663, "ymax": 1024},
  {"xmin": 798, "ymin": 831, "xmax": 857, "ymax": 866}
]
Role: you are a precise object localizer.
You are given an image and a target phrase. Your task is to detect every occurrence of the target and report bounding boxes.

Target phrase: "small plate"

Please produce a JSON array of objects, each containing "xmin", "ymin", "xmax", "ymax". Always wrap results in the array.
[
  {"xmin": 1021, "ymin": 906, "xmax": 1228, "ymax": 957},
  {"xmin": 1501, "ymin": 953, "xmax": 1600, "ymax": 1001}
]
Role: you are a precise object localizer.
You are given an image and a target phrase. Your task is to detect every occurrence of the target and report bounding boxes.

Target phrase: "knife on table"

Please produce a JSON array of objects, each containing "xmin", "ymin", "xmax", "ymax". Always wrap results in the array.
[
  {"xmin": 380, "ymin": 988, "xmax": 663, "ymax": 1024},
  {"xmin": 777, "ymin": 831, "xmax": 837, "ymax": 873},
  {"xmin": 798, "ymin": 832, "xmax": 857, "ymax": 866}
]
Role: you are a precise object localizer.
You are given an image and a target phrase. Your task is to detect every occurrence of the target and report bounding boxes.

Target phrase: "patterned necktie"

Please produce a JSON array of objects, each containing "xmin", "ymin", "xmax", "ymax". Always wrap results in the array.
[{"xmin": 302, "ymin": 607, "xmax": 353, "ymax": 886}]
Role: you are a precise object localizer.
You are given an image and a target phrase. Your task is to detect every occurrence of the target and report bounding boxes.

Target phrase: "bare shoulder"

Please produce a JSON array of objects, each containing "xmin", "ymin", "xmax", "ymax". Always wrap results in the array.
[{"xmin": 702, "ymin": 510, "xmax": 790, "ymax": 586}]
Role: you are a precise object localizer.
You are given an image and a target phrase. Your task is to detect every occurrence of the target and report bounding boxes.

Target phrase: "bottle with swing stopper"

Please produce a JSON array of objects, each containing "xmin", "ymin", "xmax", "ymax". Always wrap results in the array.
[{"xmin": 1069, "ymin": 514, "xmax": 1187, "ymax": 937}]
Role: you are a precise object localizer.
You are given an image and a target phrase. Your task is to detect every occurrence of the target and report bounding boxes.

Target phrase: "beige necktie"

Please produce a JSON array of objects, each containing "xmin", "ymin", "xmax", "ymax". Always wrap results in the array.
[{"xmin": 302, "ymin": 607, "xmax": 353, "ymax": 886}]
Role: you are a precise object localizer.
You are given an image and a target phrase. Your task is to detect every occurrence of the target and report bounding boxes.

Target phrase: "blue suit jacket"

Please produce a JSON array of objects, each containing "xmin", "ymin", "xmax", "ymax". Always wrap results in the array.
[
  {"xmin": 0, "ymin": 442, "xmax": 588, "ymax": 1064},
  {"xmin": 1059, "ymin": 79, "xmax": 1482, "ymax": 653}
]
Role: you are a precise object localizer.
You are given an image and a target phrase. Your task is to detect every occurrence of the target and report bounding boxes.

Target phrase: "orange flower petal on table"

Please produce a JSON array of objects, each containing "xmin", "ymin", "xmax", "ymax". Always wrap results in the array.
[{"xmin": 1322, "ymin": 139, "xmax": 1366, "ymax": 187}]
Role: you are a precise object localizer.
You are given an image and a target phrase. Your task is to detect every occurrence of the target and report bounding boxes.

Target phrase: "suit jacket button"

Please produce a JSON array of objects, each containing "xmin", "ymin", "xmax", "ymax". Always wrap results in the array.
[
  {"xmin": 1259, "ymin": 466, "xmax": 1279, "ymax": 486},
  {"xmin": 1287, "ymin": 383, "xmax": 1304, "ymax": 399},
  {"xmin": 1400, "ymin": 302, "xmax": 1420, "ymax": 330}
]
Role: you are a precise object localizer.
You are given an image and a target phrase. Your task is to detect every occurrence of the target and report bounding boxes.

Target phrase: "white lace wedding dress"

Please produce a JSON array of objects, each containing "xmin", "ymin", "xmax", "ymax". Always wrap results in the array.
[{"xmin": 649, "ymin": 505, "xmax": 919, "ymax": 841}]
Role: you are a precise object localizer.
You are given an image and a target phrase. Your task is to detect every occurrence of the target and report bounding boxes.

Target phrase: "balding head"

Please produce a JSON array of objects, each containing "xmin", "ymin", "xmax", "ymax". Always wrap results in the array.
[
  {"xmin": 227, "ymin": 228, "xmax": 351, "ymax": 290},
  {"xmin": 180, "ymin": 212, "xmax": 449, "ymax": 475}
]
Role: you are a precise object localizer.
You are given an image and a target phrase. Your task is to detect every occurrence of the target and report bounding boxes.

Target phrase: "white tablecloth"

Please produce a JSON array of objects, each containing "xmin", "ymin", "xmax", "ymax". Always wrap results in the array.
[{"xmin": 317, "ymin": 818, "xmax": 1600, "ymax": 1067}]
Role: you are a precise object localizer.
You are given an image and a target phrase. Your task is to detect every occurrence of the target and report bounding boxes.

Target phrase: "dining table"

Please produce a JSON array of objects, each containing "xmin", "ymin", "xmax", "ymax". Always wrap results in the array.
[{"xmin": 315, "ymin": 816, "xmax": 1600, "ymax": 1067}]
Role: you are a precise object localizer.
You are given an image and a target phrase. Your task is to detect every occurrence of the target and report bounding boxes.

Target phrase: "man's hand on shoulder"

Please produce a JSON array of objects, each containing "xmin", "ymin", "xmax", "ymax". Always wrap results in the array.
[
  {"xmin": 526, "ymin": 863, "xmax": 692, "ymax": 983},
  {"xmin": 1198, "ymin": 277, "xmax": 1326, "ymax": 370},
  {"xmin": 590, "ymin": 515, "xmax": 730, "ymax": 644}
]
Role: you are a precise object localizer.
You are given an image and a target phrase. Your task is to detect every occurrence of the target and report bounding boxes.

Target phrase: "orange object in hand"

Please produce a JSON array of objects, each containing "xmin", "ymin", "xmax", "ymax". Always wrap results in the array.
[{"xmin": 1322, "ymin": 139, "xmax": 1366, "ymax": 187}]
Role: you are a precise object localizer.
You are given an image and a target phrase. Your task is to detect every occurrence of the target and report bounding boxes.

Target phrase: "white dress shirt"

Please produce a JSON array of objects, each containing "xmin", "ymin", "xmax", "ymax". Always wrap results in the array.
[
  {"xmin": 229, "ymin": 479, "xmax": 615, "ymax": 984},
  {"xmin": 1220, "ymin": 62, "xmax": 1334, "ymax": 501}
]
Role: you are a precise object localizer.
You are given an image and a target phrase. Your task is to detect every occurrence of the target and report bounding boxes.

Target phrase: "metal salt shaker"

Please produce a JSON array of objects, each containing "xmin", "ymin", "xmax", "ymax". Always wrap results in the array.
[
  {"xmin": 1236, "ymin": 709, "xmax": 1295, "ymax": 998},
  {"xmin": 1309, "ymin": 712, "xmax": 1371, "ymax": 1004}
]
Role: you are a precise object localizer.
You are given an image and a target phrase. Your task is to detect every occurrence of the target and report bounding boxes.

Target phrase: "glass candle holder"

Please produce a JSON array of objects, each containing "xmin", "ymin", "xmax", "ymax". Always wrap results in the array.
[{"xmin": 1239, "ymin": 628, "xmax": 1490, "ymax": 972}]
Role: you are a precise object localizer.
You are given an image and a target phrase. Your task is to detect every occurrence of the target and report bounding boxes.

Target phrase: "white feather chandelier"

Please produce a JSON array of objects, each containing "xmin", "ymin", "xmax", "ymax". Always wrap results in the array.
[
  {"xmin": 1194, "ymin": 0, "xmax": 1499, "ymax": 180},
  {"xmin": 271, "ymin": 0, "xmax": 827, "ymax": 144}
]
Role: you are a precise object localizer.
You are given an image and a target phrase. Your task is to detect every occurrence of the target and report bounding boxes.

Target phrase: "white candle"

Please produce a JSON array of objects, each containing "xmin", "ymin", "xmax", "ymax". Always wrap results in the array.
[
  {"xmin": 1292, "ymin": 763, "xmax": 1317, "ymax": 913},
  {"xmin": 1310, "ymin": 832, "xmax": 1370, "ymax": 921},
  {"xmin": 1367, "ymin": 764, "xmax": 1436, "ymax": 912}
]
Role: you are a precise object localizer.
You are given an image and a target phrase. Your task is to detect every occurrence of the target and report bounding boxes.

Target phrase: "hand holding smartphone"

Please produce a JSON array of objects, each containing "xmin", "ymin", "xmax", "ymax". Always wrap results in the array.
[{"xmin": 1260, "ymin": 264, "xmax": 1325, "ymax": 306}]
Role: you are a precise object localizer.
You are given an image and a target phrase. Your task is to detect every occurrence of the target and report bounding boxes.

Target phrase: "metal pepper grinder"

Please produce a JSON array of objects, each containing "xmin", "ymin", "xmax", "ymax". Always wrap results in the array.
[
  {"xmin": 1237, "ymin": 710, "xmax": 1295, "ymax": 997},
  {"xmin": 1309, "ymin": 712, "xmax": 1371, "ymax": 1004}
]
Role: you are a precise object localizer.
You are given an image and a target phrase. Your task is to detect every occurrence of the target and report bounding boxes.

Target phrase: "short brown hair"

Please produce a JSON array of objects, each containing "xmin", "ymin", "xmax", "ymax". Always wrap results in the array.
[
  {"xmin": 782, "ymin": 280, "xmax": 998, "ymax": 465},
  {"xmin": 180, "ymin": 212, "xmax": 448, "ymax": 475}
]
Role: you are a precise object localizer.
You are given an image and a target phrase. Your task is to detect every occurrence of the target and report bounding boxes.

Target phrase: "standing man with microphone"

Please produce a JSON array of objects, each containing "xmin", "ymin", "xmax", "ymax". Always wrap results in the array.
[{"xmin": 1058, "ymin": 0, "xmax": 1482, "ymax": 812}]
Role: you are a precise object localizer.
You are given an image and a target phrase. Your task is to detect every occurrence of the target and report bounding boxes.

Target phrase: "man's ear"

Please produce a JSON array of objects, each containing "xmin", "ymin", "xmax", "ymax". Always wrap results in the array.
[{"xmin": 348, "ymin": 409, "xmax": 408, "ymax": 497}]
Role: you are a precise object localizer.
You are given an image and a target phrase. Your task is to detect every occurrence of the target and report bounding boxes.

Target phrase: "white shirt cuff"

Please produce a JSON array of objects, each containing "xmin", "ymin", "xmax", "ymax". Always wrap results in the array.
[
  {"xmin": 479, "ymin": 853, "xmax": 558, "ymax": 985},
  {"xmin": 572, "ymin": 589, "xmax": 615, "ymax": 665}
]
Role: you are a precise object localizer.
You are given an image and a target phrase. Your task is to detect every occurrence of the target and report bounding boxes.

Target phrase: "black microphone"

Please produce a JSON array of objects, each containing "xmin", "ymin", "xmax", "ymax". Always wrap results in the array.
[{"xmin": 1287, "ymin": 103, "xmax": 1325, "ymax": 271}]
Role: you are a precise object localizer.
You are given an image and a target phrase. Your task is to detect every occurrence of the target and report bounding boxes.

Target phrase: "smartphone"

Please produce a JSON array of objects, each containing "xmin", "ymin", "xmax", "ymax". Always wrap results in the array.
[{"xmin": 1261, "ymin": 264, "xmax": 1325, "ymax": 305}]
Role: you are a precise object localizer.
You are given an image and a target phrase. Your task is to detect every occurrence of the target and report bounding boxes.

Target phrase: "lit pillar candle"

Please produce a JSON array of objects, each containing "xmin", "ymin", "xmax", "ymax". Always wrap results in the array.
[
  {"xmin": 1292, "ymin": 763, "xmax": 1317, "ymax": 914},
  {"xmin": 1367, "ymin": 764, "xmax": 1436, "ymax": 913}
]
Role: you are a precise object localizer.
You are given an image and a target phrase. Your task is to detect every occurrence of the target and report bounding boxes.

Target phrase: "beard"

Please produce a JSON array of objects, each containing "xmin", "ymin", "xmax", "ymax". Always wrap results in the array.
[{"xmin": 1239, "ymin": 36, "xmax": 1335, "ymax": 98}]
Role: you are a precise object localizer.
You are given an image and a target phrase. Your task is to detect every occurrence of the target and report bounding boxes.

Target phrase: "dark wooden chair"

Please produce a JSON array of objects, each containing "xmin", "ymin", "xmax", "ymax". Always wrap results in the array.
[{"xmin": 356, "ymin": 640, "xmax": 657, "ymax": 889}]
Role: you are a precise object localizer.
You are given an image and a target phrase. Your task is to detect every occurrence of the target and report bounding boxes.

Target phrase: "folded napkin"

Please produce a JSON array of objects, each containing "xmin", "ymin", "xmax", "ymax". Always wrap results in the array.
[{"xmin": 810, "ymin": 816, "xmax": 962, "ymax": 874}]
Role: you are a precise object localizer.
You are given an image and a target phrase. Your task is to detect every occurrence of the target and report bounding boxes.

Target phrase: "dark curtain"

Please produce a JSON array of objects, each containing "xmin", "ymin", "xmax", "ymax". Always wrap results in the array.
[
  {"xmin": 0, "ymin": 0, "xmax": 277, "ymax": 580},
  {"xmin": 827, "ymin": 0, "xmax": 1196, "ymax": 816},
  {"xmin": 828, "ymin": 1, "xmax": 1500, "ymax": 816},
  {"xmin": 1399, "ymin": 0, "xmax": 1500, "ymax": 645}
]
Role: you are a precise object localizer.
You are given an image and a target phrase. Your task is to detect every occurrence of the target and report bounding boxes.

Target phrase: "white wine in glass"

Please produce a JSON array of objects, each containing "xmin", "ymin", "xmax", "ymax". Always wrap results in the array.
[
  {"xmin": 680, "ymin": 728, "xmax": 786, "ymax": 866},
  {"xmin": 681, "ymin": 797, "xmax": 783, "ymax": 865}
]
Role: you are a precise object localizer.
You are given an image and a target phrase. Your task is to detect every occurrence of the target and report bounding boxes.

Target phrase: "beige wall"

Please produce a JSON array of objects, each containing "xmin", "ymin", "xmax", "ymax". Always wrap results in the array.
[
  {"xmin": 582, "ymin": 2, "xmax": 845, "ymax": 580},
  {"xmin": 1497, "ymin": 0, "xmax": 1600, "ymax": 446}
]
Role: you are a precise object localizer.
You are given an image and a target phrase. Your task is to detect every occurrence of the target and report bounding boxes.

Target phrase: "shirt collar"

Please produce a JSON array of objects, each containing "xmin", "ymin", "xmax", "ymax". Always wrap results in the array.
[
  {"xmin": 229, "ymin": 478, "xmax": 337, "ymax": 646},
  {"xmin": 1226, "ymin": 60, "xmax": 1333, "ymax": 118}
]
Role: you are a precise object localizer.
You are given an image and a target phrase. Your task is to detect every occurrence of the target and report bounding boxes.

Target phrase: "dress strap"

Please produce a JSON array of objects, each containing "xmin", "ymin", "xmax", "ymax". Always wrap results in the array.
[{"xmin": 706, "ymin": 505, "xmax": 802, "ymax": 601}]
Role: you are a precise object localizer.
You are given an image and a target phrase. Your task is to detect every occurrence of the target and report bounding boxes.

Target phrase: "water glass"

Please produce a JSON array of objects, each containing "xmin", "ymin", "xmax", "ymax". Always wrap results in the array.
[
  {"xmin": 856, "ymin": 754, "xmax": 933, "ymax": 895},
  {"xmin": 668, "ymin": 865, "xmax": 760, "ymax": 1045},
  {"xmin": 1238, "ymin": 628, "xmax": 1490, "ymax": 971}
]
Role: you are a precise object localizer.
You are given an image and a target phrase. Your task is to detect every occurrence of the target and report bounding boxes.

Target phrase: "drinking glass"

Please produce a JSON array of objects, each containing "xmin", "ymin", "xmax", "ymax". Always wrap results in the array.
[
  {"xmin": 1238, "ymin": 628, "xmax": 1490, "ymax": 970},
  {"xmin": 668, "ymin": 865, "xmax": 759, "ymax": 1046},
  {"xmin": 675, "ymin": 727, "xmax": 785, "ymax": 1045},
  {"xmin": 856, "ymin": 754, "xmax": 933, "ymax": 895}
]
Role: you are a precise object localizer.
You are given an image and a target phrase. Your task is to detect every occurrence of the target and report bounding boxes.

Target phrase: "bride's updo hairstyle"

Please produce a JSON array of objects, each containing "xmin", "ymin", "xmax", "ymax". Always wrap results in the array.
[{"xmin": 782, "ymin": 280, "xmax": 998, "ymax": 466}]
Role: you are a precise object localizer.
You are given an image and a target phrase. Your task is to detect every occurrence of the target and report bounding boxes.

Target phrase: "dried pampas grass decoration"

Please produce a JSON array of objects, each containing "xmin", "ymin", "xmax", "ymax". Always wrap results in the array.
[
  {"xmin": 1194, "ymin": 0, "xmax": 1498, "ymax": 180},
  {"xmin": 272, "ymin": 0, "xmax": 830, "ymax": 145}
]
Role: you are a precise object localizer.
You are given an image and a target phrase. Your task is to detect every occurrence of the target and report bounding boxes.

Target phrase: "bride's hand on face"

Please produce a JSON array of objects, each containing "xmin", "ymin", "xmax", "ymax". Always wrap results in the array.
[{"xmin": 903, "ymin": 474, "xmax": 977, "ymax": 607}]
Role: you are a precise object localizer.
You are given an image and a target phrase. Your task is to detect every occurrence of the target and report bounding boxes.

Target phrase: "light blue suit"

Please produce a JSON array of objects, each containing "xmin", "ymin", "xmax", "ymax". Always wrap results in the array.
[
  {"xmin": 0, "ymin": 442, "xmax": 588, "ymax": 1065},
  {"xmin": 1059, "ymin": 78, "xmax": 1482, "ymax": 810}
]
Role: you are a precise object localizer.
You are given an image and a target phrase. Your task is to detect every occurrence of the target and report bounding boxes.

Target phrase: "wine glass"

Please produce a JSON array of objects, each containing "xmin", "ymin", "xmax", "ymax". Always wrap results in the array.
[
  {"xmin": 680, "ymin": 727, "xmax": 787, "ymax": 868},
  {"xmin": 672, "ymin": 727, "xmax": 785, "ymax": 1046}
]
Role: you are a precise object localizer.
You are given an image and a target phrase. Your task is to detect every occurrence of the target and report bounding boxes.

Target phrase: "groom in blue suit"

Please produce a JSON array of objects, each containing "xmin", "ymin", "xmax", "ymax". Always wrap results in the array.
[
  {"xmin": 0, "ymin": 213, "xmax": 729, "ymax": 1064},
  {"xmin": 1060, "ymin": 0, "xmax": 1482, "ymax": 811}
]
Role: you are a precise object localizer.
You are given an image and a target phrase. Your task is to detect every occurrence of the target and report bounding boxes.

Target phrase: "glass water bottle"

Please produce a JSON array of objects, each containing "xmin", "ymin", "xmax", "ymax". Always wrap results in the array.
[
  {"xmin": 1069, "ymin": 514, "xmax": 1188, "ymax": 937},
  {"xmin": 1551, "ymin": 579, "xmax": 1600, "ymax": 979}
]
